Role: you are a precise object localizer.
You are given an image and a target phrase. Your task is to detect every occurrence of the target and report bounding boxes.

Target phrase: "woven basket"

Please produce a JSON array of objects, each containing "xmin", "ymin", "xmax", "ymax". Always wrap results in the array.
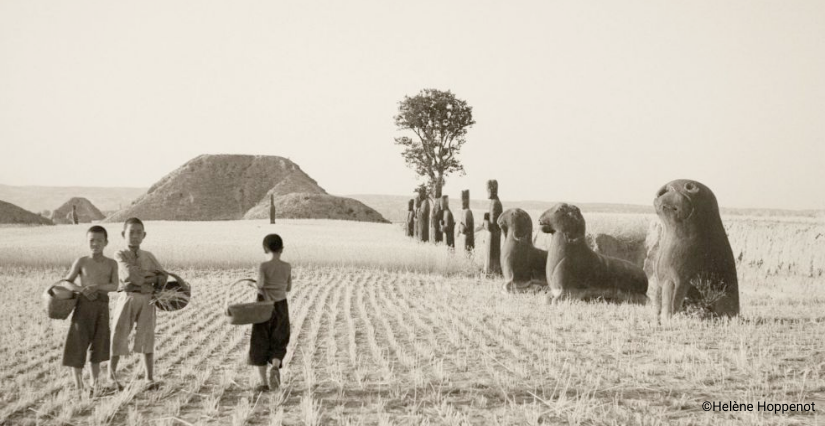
[
  {"xmin": 225, "ymin": 279, "xmax": 274, "ymax": 325},
  {"xmin": 43, "ymin": 280, "xmax": 77, "ymax": 320},
  {"xmin": 152, "ymin": 273, "xmax": 191, "ymax": 312}
]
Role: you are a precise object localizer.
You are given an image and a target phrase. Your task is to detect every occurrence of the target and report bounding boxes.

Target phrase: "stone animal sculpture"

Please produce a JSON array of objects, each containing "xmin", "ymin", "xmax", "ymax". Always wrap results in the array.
[
  {"xmin": 415, "ymin": 188, "xmax": 430, "ymax": 243},
  {"xmin": 483, "ymin": 180, "xmax": 503, "ymax": 275},
  {"xmin": 269, "ymin": 194, "xmax": 276, "ymax": 224},
  {"xmin": 405, "ymin": 199, "xmax": 415, "ymax": 237},
  {"xmin": 440, "ymin": 196, "xmax": 455, "ymax": 248},
  {"xmin": 458, "ymin": 190, "xmax": 474, "ymax": 252},
  {"xmin": 498, "ymin": 208, "xmax": 547, "ymax": 293},
  {"xmin": 538, "ymin": 203, "xmax": 648, "ymax": 304},
  {"xmin": 430, "ymin": 194, "xmax": 443, "ymax": 244},
  {"xmin": 651, "ymin": 179, "xmax": 739, "ymax": 319}
]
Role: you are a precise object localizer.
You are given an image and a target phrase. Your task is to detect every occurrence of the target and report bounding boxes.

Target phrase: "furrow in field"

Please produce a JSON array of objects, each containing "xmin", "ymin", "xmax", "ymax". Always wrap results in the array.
[
  {"xmin": 353, "ymin": 270, "xmax": 393, "ymax": 382},
  {"xmin": 365, "ymin": 272, "xmax": 414, "ymax": 375},
  {"xmin": 374, "ymin": 272, "xmax": 441, "ymax": 375},
  {"xmin": 392, "ymin": 274, "xmax": 512, "ymax": 397},
  {"xmin": 310, "ymin": 268, "xmax": 346, "ymax": 395}
]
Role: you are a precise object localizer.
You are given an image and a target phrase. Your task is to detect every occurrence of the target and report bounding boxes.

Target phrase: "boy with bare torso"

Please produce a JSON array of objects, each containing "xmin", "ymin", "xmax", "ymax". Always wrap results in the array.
[{"xmin": 62, "ymin": 226, "xmax": 118, "ymax": 395}]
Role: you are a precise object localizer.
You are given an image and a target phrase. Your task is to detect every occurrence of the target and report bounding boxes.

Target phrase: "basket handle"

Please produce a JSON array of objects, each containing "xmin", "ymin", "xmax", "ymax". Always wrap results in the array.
[
  {"xmin": 161, "ymin": 272, "xmax": 188, "ymax": 290},
  {"xmin": 47, "ymin": 279, "xmax": 78, "ymax": 295},
  {"xmin": 224, "ymin": 279, "xmax": 257, "ymax": 308}
]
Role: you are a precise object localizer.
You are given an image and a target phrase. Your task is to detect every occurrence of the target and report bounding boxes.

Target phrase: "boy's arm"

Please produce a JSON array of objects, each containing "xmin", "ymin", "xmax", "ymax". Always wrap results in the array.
[
  {"xmin": 256, "ymin": 263, "xmax": 266, "ymax": 293},
  {"xmin": 115, "ymin": 250, "xmax": 150, "ymax": 292},
  {"xmin": 63, "ymin": 258, "xmax": 84, "ymax": 292}
]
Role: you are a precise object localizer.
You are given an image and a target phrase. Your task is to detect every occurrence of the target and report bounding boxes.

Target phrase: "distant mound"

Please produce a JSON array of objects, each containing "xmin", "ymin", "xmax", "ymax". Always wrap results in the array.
[
  {"xmin": 244, "ymin": 193, "xmax": 389, "ymax": 223},
  {"xmin": 0, "ymin": 200, "xmax": 53, "ymax": 225},
  {"xmin": 52, "ymin": 197, "xmax": 105, "ymax": 224},
  {"xmin": 105, "ymin": 154, "xmax": 388, "ymax": 223}
]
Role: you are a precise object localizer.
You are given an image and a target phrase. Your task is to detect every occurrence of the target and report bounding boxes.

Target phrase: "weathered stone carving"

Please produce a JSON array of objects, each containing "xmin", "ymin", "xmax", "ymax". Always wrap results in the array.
[
  {"xmin": 482, "ymin": 180, "xmax": 502, "ymax": 275},
  {"xmin": 650, "ymin": 179, "xmax": 739, "ymax": 319},
  {"xmin": 458, "ymin": 190, "xmax": 474, "ymax": 252}
]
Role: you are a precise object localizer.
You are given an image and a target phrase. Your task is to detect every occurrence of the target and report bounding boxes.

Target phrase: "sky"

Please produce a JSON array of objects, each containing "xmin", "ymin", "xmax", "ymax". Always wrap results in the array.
[{"xmin": 1, "ymin": 1, "xmax": 823, "ymax": 210}]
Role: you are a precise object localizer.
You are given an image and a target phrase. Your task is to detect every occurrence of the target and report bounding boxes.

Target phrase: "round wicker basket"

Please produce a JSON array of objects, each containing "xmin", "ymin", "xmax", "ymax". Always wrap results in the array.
[
  {"xmin": 42, "ymin": 280, "xmax": 77, "ymax": 320},
  {"xmin": 225, "ymin": 279, "xmax": 274, "ymax": 325},
  {"xmin": 152, "ymin": 274, "xmax": 191, "ymax": 312}
]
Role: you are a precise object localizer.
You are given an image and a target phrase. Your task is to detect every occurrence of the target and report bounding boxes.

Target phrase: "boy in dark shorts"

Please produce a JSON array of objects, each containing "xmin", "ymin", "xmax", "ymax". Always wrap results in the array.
[
  {"xmin": 62, "ymin": 225, "xmax": 118, "ymax": 395},
  {"xmin": 250, "ymin": 234, "xmax": 292, "ymax": 392},
  {"xmin": 109, "ymin": 217, "xmax": 168, "ymax": 390}
]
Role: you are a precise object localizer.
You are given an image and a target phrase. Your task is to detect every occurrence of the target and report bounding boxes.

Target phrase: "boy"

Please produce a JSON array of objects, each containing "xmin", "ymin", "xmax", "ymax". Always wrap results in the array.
[
  {"xmin": 109, "ymin": 217, "xmax": 167, "ymax": 390},
  {"xmin": 62, "ymin": 225, "xmax": 118, "ymax": 396},
  {"xmin": 250, "ymin": 234, "xmax": 292, "ymax": 392}
]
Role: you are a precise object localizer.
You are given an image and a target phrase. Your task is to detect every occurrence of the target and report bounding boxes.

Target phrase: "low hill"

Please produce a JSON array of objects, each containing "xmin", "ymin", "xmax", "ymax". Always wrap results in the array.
[
  {"xmin": 52, "ymin": 197, "xmax": 106, "ymax": 224},
  {"xmin": 105, "ymin": 154, "xmax": 388, "ymax": 223},
  {"xmin": 244, "ymin": 193, "xmax": 389, "ymax": 223},
  {"xmin": 0, "ymin": 200, "xmax": 53, "ymax": 225},
  {"xmin": 0, "ymin": 184, "xmax": 145, "ymax": 214}
]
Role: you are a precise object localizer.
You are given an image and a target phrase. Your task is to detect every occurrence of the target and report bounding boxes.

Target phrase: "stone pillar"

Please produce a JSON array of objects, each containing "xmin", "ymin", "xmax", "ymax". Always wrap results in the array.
[
  {"xmin": 405, "ymin": 199, "xmax": 415, "ymax": 237},
  {"xmin": 459, "ymin": 189, "xmax": 475, "ymax": 252},
  {"xmin": 415, "ymin": 187, "xmax": 429, "ymax": 242},
  {"xmin": 483, "ymin": 180, "xmax": 502, "ymax": 275},
  {"xmin": 429, "ymin": 185, "xmax": 443, "ymax": 243},
  {"xmin": 440, "ymin": 195, "xmax": 455, "ymax": 248},
  {"xmin": 71, "ymin": 205, "xmax": 79, "ymax": 225},
  {"xmin": 269, "ymin": 194, "xmax": 276, "ymax": 224}
]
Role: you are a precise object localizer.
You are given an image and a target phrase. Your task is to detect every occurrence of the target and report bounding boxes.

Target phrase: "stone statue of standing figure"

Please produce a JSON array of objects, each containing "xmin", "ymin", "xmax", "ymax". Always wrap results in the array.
[
  {"xmin": 440, "ymin": 195, "xmax": 455, "ymax": 248},
  {"xmin": 458, "ymin": 190, "xmax": 474, "ymax": 253},
  {"xmin": 415, "ymin": 187, "xmax": 430, "ymax": 243},
  {"xmin": 405, "ymin": 199, "xmax": 415, "ymax": 237},
  {"xmin": 413, "ymin": 197, "xmax": 421, "ymax": 240},
  {"xmin": 269, "ymin": 194, "xmax": 276, "ymax": 224},
  {"xmin": 483, "ymin": 180, "xmax": 502, "ymax": 275},
  {"xmin": 429, "ymin": 190, "xmax": 443, "ymax": 244}
]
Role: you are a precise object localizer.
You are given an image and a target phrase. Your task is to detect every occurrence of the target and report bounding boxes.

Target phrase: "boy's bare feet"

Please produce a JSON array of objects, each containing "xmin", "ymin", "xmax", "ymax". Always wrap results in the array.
[
  {"xmin": 253, "ymin": 384, "xmax": 270, "ymax": 393},
  {"xmin": 145, "ymin": 380, "xmax": 160, "ymax": 391}
]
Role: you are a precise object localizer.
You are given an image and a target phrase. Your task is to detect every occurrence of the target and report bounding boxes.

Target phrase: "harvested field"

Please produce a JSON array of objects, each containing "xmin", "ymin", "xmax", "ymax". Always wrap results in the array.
[{"xmin": 0, "ymin": 218, "xmax": 823, "ymax": 425}]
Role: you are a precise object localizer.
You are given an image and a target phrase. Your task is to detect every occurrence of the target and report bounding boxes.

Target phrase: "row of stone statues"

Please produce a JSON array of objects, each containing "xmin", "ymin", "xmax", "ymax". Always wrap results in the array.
[
  {"xmin": 404, "ymin": 180, "xmax": 502, "ymax": 270},
  {"xmin": 406, "ymin": 178, "xmax": 739, "ymax": 320}
]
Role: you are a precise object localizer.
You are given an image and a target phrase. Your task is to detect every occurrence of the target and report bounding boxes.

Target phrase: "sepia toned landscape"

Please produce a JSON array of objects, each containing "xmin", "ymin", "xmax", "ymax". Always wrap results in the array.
[{"xmin": 1, "ymin": 213, "xmax": 823, "ymax": 425}]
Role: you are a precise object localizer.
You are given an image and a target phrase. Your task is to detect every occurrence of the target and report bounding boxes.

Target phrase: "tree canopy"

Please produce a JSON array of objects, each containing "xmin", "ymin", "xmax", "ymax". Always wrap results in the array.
[{"xmin": 394, "ymin": 89, "xmax": 475, "ymax": 198}]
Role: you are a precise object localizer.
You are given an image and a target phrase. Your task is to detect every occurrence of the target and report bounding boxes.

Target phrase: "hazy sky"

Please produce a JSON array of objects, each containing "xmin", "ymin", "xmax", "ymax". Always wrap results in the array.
[{"xmin": 2, "ymin": 1, "xmax": 823, "ymax": 210}]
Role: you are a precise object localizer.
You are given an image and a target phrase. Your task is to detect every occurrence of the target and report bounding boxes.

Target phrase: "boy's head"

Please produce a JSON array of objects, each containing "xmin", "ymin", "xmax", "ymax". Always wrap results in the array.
[
  {"xmin": 122, "ymin": 217, "xmax": 146, "ymax": 248},
  {"xmin": 87, "ymin": 225, "xmax": 108, "ymax": 254},
  {"xmin": 262, "ymin": 234, "xmax": 284, "ymax": 254}
]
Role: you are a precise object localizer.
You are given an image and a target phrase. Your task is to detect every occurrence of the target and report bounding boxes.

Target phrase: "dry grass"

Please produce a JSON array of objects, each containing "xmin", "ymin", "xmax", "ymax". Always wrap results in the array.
[{"xmin": 0, "ymin": 216, "xmax": 823, "ymax": 425}]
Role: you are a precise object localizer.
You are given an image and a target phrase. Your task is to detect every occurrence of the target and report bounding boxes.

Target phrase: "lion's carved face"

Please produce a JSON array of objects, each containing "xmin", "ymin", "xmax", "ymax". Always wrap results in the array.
[
  {"xmin": 497, "ymin": 208, "xmax": 533, "ymax": 241},
  {"xmin": 654, "ymin": 179, "xmax": 718, "ymax": 225},
  {"xmin": 538, "ymin": 203, "xmax": 585, "ymax": 239}
]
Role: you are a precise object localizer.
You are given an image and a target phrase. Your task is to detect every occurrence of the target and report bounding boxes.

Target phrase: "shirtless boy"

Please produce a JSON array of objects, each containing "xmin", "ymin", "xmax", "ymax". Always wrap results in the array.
[{"xmin": 62, "ymin": 225, "xmax": 118, "ymax": 395}]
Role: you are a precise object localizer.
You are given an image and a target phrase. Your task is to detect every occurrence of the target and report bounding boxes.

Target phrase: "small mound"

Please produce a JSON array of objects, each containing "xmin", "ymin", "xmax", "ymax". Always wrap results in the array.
[
  {"xmin": 244, "ymin": 193, "xmax": 389, "ymax": 223},
  {"xmin": 0, "ymin": 200, "xmax": 54, "ymax": 225},
  {"xmin": 52, "ymin": 197, "xmax": 105, "ymax": 224}
]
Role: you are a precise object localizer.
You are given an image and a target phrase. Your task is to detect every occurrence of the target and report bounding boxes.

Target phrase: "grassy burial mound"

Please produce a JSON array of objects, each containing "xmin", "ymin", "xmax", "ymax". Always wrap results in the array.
[
  {"xmin": 105, "ymin": 154, "xmax": 388, "ymax": 223},
  {"xmin": 245, "ymin": 192, "xmax": 390, "ymax": 223},
  {"xmin": 0, "ymin": 200, "xmax": 53, "ymax": 225},
  {"xmin": 51, "ymin": 197, "xmax": 105, "ymax": 224}
]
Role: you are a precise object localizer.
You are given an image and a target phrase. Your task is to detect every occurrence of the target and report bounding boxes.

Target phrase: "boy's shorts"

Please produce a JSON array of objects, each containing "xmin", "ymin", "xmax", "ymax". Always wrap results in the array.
[
  {"xmin": 249, "ymin": 299, "xmax": 290, "ymax": 367},
  {"xmin": 111, "ymin": 292, "xmax": 156, "ymax": 356},
  {"xmin": 62, "ymin": 297, "xmax": 110, "ymax": 368}
]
